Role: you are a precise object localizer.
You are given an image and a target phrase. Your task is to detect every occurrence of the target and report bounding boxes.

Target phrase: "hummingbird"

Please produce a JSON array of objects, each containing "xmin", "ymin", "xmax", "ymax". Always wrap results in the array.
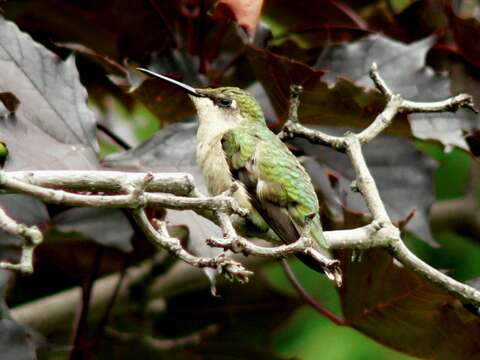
[{"xmin": 137, "ymin": 68, "xmax": 336, "ymax": 276}]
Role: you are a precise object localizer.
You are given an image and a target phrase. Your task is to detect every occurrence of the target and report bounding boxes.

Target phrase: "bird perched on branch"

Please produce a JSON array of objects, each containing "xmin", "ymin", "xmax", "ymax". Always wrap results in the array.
[{"xmin": 137, "ymin": 68, "xmax": 339, "ymax": 280}]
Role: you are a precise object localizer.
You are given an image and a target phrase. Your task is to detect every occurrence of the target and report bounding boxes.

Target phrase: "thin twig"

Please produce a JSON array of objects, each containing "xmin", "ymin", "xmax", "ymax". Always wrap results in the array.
[
  {"xmin": 368, "ymin": 63, "xmax": 393, "ymax": 98},
  {"xmin": 132, "ymin": 209, "xmax": 253, "ymax": 283},
  {"xmin": 70, "ymin": 246, "xmax": 104, "ymax": 360},
  {"xmin": 106, "ymin": 324, "xmax": 221, "ymax": 351},
  {"xmin": 278, "ymin": 83, "xmax": 346, "ymax": 149},
  {"xmin": 93, "ymin": 255, "xmax": 129, "ymax": 343},
  {"xmin": 281, "ymin": 259, "xmax": 346, "ymax": 325},
  {"xmin": 97, "ymin": 123, "xmax": 132, "ymax": 150}
]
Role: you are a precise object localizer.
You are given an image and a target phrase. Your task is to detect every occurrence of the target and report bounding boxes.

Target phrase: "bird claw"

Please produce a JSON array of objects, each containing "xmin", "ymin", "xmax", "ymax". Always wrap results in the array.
[
  {"xmin": 304, "ymin": 247, "xmax": 343, "ymax": 287},
  {"xmin": 214, "ymin": 254, "xmax": 253, "ymax": 283},
  {"xmin": 323, "ymin": 260, "xmax": 343, "ymax": 287},
  {"xmin": 220, "ymin": 183, "xmax": 249, "ymax": 217}
]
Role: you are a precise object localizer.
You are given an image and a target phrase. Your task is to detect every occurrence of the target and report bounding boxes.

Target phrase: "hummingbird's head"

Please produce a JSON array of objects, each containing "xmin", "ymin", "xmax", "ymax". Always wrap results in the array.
[
  {"xmin": 191, "ymin": 87, "xmax": 265, "ymax": 125},
  {"xmin": 137, "ymin": 68, "xmax": 265, "ymax": 125}
]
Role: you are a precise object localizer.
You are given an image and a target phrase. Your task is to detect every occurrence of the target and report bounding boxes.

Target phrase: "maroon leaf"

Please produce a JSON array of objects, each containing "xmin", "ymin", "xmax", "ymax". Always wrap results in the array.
[
  {"xmin": 104, "ymin": 49, "xmax": 203, "ymax": 124},
  {"xmin": 51, "ymin": 208, "xmax": 134, "ymax": 253},
  {"xmin": 0, "ymin": 294, "xmax": 39, "ymax": 360},
  {"xmin": 361, "ymin": 0, "xmax": 447, "ymax": 43},
  {"xmin": 2, "ymin": 0, "xmax": 175, "ymax": 61},
  {"xmin": 128, "ymin": 70, "xmax": 196, "ymax": 124},
  {"xmin": 338, "ymin": 248, "xmax": 480, "ymax": 359},
  {"xmin": 0, "ymin": 17, "xmax": 100, "ymax": 170},
  {"xmin": 448, "ymin": 5, "xmax": 480, "ymax": 67},
  {"xmin": 315, "ymin": 34, "xmax": 479, "ymax": 152},
  {"xmin": 393, "ymin": 0, "xmax": 447, "ymax": 41},
  {"xmin": 246, "ymin": 45, "xmax": 411, "ymax": 135},
  {"xmin": 263, "ymin": 0, "xmax": 368, "ymax": 34}
]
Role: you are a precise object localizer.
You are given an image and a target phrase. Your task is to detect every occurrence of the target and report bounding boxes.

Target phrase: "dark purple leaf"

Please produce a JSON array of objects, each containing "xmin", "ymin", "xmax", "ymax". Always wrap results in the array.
[
  {"xmin": 246, "ymin": 45, "xmax": 411, "ymax": 135},
  {"xmin": 0, "ymin": 271, "xmax": 41, "ymax": 360},
  {"xmin": 263, "ymin": 0, "xmax": 368, "ymax": 34},
  {"xmin": 338, "ymin": 248, "xmax": 480, "ymax": 359},
  {"xmin": 297, "ymin": 133, "xmax": 438, "ymax": 246},
  {"xmin": 0, "ymin": 16, "xmax": 100, "ymax": 170},
  {"xmin": 104, "ymin": 121, "xmax": 200, "ymax": 180},
  {"xmin": 2, "ymin": 1, "xmax": 175, "ymax": 61},
  {"xmin": 315, "ymin": 34, "xmax": 479, "ymax": 152},
  {"xmin": 0, "ymin": 195, "xmax": 49, "ymax": 265},
  {"xmin": 126, "ymin": 51, "xmax": 198, "ymax": 124},
  {"xmin": 448, "ymin": 5, "xmax": 480, "ymax": 67},
  {"xmin": 51, "ymin": 208, "xmax": 133, "ymax": 252}
]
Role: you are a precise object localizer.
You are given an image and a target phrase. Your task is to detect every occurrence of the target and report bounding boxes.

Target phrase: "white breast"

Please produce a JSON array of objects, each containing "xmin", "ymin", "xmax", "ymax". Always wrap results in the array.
[{"xmin": 192, "ymin": 97, "xmax": 252, "ymax": 210}]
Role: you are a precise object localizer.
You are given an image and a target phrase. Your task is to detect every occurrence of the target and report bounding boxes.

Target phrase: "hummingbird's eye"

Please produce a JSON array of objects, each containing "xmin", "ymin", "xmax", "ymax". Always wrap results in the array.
[{"xmin": 217, "ymin": 98, "xmax": 233, "ymax": 108}]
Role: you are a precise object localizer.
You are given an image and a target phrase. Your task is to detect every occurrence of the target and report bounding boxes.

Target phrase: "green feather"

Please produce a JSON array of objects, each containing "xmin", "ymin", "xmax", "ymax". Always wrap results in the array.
[{"xmin": 222, "ymin": 119, "xmax": 329, "ymax": 251}]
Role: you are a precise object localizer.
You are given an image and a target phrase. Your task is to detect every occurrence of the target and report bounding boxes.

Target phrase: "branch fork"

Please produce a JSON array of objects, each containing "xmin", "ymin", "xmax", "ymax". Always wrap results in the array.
[
  {"xmin": 0, "ymin": 170, "xmax": 253, "ymax": 282},
  {"xmin": 278, "ymin": 62, "xmax": 480, "ymax": 307}
]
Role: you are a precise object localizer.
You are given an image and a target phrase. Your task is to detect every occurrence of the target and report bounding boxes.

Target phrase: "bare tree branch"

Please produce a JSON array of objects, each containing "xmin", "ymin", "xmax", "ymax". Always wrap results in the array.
[
  {"xmin": 208, "ymin": 214, "xmax": 342, "ymax": 285},
  {"xmin": 0, "ymin": 170, "xmax": 341, "ymax": 283},
  {"xmin": 2, "ymin": 171, "xmax": 195, "ymax": 195},
  {"xmin": 278, "ymin": 62, "xmax": 480, "ymax": 307},
  {"xmin": 1, "ymin": 171, "xmax": 249, "ymax": 215}
]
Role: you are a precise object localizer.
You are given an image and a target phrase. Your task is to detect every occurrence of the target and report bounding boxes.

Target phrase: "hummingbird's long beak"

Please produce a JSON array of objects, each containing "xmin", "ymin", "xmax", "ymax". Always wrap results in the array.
[{"xmin": 136, "ymin": 68, "xmax": 204, "ymax": 97}]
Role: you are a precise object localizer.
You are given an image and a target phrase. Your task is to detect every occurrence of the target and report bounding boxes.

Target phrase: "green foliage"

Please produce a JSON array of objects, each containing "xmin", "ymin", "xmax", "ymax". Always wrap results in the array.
[
  {"xmin": 277, "ymin": 309, "xmax": 411, "ymax": 360},
  {"xmin": 417, "ymin": 142, "xmax": 473, "ymax": 200}
]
